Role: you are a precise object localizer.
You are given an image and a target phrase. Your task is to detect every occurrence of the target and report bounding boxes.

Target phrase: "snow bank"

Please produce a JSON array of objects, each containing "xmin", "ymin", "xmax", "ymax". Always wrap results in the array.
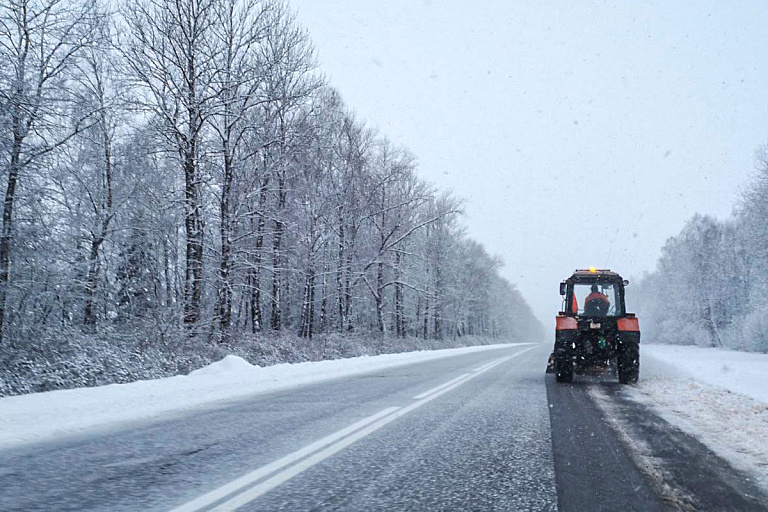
[
  {"xmin": 0, "ymin": 343, "xmax": 525, "ymax": 450},
  {"xmin": 626, "ymin": 344, "xmax": 768, "ymax": 490},
  {"xmin": 641, "ymin": 344, "xmax": 768, "ymax": 404},
  {"xmin": 188, "ymin": 354, "xmax": 258, "ymax": 377}
]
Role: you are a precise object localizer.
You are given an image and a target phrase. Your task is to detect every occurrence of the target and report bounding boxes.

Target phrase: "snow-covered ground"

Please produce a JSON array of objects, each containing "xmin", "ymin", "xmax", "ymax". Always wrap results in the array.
[
  {"xmin": 628, "ymin": 344, "xmax": 768, "ymax": 490},
  {"xmin": 640, "ymin": 344, "xmax": 768, "ymax": 403},
  {"xmin": 0, "ymin": 343, "xmax": 525, "ymax": 451}
]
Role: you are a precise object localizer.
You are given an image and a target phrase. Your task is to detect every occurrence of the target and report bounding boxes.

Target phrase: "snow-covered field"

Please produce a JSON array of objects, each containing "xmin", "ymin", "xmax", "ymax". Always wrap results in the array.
[
  {"xmin": 628, "ymin": 344, "xmax": 768, "ymax": 490},
  {"xmin": 0, "ymin": 343, "xmax": 524, "ymax": 451}
]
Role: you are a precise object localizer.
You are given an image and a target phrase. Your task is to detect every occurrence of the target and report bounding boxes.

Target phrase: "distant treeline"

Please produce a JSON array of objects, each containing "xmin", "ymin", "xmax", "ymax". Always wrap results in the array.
[
  {"xmin": 633, "ymin": 146, "xmax": 768, "ymax": 353},
  {"xmin": 0, "ymin": 0, "xmax": 542, "ymax": 395}
]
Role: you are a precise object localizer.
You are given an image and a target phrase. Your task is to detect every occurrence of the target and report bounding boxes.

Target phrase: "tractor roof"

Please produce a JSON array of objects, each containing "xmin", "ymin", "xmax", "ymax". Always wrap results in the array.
[{"xmin": 569, "ymin": 269, "xmax": 624, "ymax": 280}]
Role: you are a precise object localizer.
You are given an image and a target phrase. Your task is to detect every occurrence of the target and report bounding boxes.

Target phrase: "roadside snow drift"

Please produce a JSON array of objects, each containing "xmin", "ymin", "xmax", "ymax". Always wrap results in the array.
[
  {"xmin": 627, "ymin": 344, "xmax": 768, "ymax": 491},
  {"xmin": 0, "ymin": 343, "xmax": 525, "ymax": 450},
  {"xmin": 640, "ymin": 344, "xmax": 768, "ymax": 404}
]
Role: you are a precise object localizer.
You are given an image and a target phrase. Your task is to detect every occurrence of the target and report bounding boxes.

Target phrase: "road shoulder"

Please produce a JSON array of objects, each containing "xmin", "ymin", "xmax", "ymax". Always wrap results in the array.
[
  {"xmin": 590, "ymin": 382, "xmax": 768, "ymax": 511},
  {"xmin": 546, "ymin": 374, "xmax": 667, "ymax": 512}
]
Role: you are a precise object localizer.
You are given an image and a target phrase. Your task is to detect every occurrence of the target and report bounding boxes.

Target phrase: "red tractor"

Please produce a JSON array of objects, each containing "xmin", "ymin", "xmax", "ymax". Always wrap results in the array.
[{"xmin": 549, "ymin": 268, "xmax": 640, "ymax": 384}]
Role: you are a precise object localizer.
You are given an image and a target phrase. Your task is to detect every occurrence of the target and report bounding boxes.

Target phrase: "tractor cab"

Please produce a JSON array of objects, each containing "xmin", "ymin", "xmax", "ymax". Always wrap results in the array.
[{"xmin": 560, "ymin": 268, "xmax": 629, "ymax": 320}]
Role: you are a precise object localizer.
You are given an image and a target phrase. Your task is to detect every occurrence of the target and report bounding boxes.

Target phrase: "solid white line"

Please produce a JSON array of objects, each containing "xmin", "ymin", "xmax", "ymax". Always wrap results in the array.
[
  {"xmin": 473, "ymin": 361, "xmax": 496, "ymax": 372},
  {"xmin": 474, "ymin": 354, "xmax": 515, "ymax": 372},
  {"xmin": 210, "ymin": 345, "xmax": 538, "ymax": 511},
  {"xmin": 412, "ymin": 373, "xmax": 471, "ymax": 400},
  {"xmin": 168, "ymin": 406, "xmax": 400, "ymax": 512},
  {"xmin": 474, "ymin": 357, "xmax": 510, "ymax": 373},
  {"xmin": 211, "ymin": 371, "xmax": 474, "ymax": 510},
  {"xmin": 484, "ymin": 356, "xmax": 512, "ymax": 370},
  {"xmin": 416, "ymin": 352, "xmax": 518, "ymax": 400}
]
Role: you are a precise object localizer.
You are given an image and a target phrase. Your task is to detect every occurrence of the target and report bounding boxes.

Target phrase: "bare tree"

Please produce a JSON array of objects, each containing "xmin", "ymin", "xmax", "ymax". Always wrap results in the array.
[
  {"xmin": 73, "ymin": 20, "xmax": 127, "ymax": 327},
  {"xmin": 0, "ymin": 0, "xmax": 101, "ymax": 343},
  {"xmin": 208, "ymin": 0, "xmax": 270, "ymax": 333},
  {"xmin": 255, "ymin": 4, "xmax": 318, "ymax": 331},
  {"xmin": 122, "ymin": 0, "xmax": 220, "ymax": 327},
  {"xmin": 330, "ymin": 110, "xmax": 373, "ymax": 331},
  {"xmin": 362, "ymin": 141, "xmax": 430, "ymax": 334}
]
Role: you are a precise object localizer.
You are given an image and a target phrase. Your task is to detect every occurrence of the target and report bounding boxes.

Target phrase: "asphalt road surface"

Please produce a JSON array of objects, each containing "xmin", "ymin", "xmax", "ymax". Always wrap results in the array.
[{"xmin": 1, "ymin": 343, "xmax": 765, "ymax": 511}]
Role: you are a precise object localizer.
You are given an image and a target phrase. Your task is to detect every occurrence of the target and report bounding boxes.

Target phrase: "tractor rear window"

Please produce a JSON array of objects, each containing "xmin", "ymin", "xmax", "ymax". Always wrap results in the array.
[{"xmin": 572, "ymin": 283, "xmax": 620, "ymax": 317}]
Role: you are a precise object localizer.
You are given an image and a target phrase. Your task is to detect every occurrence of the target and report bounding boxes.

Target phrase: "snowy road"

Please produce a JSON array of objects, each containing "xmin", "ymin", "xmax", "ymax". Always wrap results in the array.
[{"xmin": 1, "ymin": 343, "xmax": 766, "ymax": 511}]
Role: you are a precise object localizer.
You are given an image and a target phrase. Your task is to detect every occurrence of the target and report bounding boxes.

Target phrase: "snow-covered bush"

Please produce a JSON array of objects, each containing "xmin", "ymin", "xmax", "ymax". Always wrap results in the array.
[
  {"xmin": 736, "ymin": 308, "xmax": 768, "ymax": 352},
  {"xmin": 0, "ymin": 325, "xmax": 506, "ymax": 398}
]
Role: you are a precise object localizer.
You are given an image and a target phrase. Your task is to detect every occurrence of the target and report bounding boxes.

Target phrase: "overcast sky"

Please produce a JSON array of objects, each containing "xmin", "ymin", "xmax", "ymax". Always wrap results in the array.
[{"xmin": 289, "ymin": 0, "xmax": 768, "ymax": 327}]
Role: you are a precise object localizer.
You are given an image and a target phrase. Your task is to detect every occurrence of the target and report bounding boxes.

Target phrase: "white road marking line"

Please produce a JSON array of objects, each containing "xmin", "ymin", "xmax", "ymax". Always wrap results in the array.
[
  {"xmin": 473, "ymin": 361, "xmax": 497, "ymax": 372},
  {"xmin": 416, "ymin": 351, "xmax": 519, "ymax": 400},
  {"xmin": 412, "ymin": 373, "xmax": 471, "ymax": 400},
  {"xmin": 481, "ymin": 356, "xmax": 513, "ymax": 371},
  {"xmin": 211, "ymin": 369, "xmax": 478, "ymax": 510},
  {"xmin": 168, "ymin": 406, "xmax": 400, "ymax": 512},
  {"xmin": 474, "ymin": 354, "xmax": 516, "ymax": 372},
  {"xmin": 209, "ymin": 346, "xmax": 537, "ymax": 511},
  {"xmin": 176, "ymin": 345, "xmax": 538, "ymax": 512}
]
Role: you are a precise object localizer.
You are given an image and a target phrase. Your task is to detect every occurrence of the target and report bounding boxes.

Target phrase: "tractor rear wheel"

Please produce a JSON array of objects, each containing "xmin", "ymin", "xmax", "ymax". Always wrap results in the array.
[
  {"xmin": 618, "ymin": 342, "xmax": 639, "ymax": 384},
  {"xmin": 555, "ymin": 350, "xmax": 573, "ymax": 383}
]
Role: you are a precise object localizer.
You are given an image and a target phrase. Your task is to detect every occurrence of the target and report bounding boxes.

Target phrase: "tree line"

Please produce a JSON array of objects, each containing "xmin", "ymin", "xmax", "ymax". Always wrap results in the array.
[
  {"xmin": 0, "ymin": 0, "xmax": 542, "ymax": 363},
  {"xmin": 633, "ymin": 146, "xmax": 768, "ymax": 353}
]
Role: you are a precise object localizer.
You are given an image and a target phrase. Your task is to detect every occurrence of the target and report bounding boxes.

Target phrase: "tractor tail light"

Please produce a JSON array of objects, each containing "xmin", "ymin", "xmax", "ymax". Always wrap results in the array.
[
  {"xmin": 556, "ymin": 316, "xmax": 577, "ymax": 330},
  {"xmin": 617, "ymin": 317, "xmax": 640, "ymax": 332}
]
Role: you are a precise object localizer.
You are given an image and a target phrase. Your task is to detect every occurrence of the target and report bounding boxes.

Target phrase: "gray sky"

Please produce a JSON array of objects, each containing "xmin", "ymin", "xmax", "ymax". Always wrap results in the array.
[{"xmin": 290, "ymin": 0, "xmax": 768, "ymax": 327}]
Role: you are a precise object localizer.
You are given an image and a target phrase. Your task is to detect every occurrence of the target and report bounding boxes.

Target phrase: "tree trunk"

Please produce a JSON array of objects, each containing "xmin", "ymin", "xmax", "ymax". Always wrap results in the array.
[
  {"xmin": 394, "ymin": 251, "xmax": 404, "ymax": 338},
  {"xmin": 83, "ymin": 239, "xmax": 103, "ymax": 326},
  {"xmin": 433, "ymin": 264, "xmax": 443, "ymax": 340},
  {"xmin": 344, "ymin": 230, "xmax": 354, "ymax": 331},
  {"xmin": 218, "ymin": 147, "xmax": 233, "ymax": 332},
  {"xmin": 283, "ymin": 268, "xmax": 291, "ymax": 328},
  {"xmin": 250, "ymin": 177, "xmax": 269, "ymax": 333},
  {"xmin": 375, "ymin": 261, "xmax": 385, "ymax": 334},
  {"xmin": 706, "ymin": 300, "xmax": 723, "ymax": 347},
  {"xmin": 422, "ymin": 264, "xmax": 431, "ymax": 339},
  {"xmin": 0, "ymin": 132, "xmax": 23, "ymax": 343},
  {"xmin": 308, "ymin": 271, "xmax": 315, "ymax": 338},
  {"xmin": 248, "ymin": 267, "xmax": 257, "ymax": 332},
  {"xmin": 183, "ymin": 144, "xmax": 204, "ymax": 326},
  {"xmin": 182, "ymin": 41, "xmax": 203, "ymax": 327},
  {"xmin": 164, "ymin": 237, "xmax": 173, "ymax": 308},
  {"xmin": 270, "ymin": 175, "xmax": 286, "ymax": 330},
  {"xmin": 270, "ymin": 223, "xmax": 282, "ymax": 330},
  {"xmin": 84, "ymin": 108, "xmax": 114, "ymax": 327},
  {"xmin": 414, "ymin": 295, "xmax": 421, "ymax": 339},
  {"xmin": 319, "ymin": 257, "xmax": 328, "ymax": 333},
  {"xmin": 336, "ymin": 212, "xmax": 345, "ymax": 331},
  {"xmin": 299, "ymin": 267, "xmax": 315, "ymax": 338}
]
